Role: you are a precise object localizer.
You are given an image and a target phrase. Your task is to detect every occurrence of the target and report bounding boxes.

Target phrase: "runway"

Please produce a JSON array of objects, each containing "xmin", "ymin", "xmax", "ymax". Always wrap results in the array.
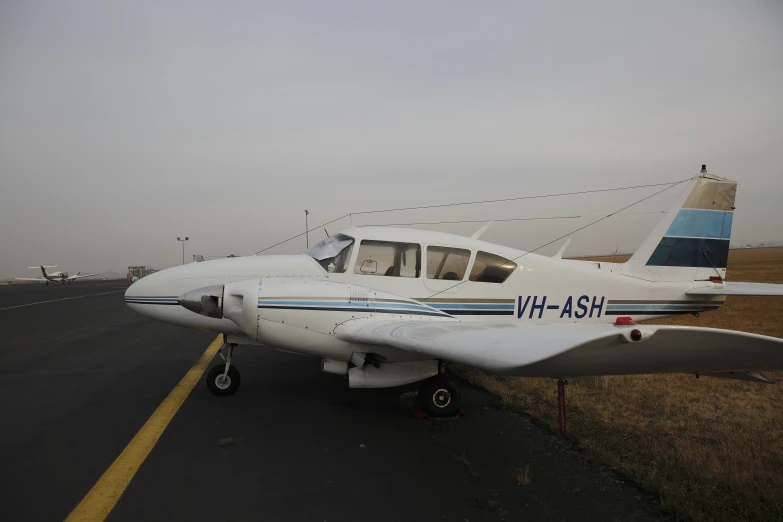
[{"xmin": 0, "ymin": 281, "xmax": 662, "ymax": 521}]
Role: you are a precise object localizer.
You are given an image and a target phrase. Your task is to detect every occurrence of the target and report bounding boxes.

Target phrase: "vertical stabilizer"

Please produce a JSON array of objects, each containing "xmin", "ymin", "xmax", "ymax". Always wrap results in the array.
[{"xmin": 622, "ymin": 166, "xmax": 736, "ymax": 282}]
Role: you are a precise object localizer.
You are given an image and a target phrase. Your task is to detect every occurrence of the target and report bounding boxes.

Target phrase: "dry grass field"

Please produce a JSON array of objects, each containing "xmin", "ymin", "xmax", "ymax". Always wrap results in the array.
[{"xmin": 456, "ymin": 247, "xmax": 783, "ymax": 522}]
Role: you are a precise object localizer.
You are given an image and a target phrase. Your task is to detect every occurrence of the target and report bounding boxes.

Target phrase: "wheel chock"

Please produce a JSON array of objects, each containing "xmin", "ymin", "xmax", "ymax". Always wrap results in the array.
[{"xmin": 413, "ymin": 409, "xmax": 429, "ymax": 420}]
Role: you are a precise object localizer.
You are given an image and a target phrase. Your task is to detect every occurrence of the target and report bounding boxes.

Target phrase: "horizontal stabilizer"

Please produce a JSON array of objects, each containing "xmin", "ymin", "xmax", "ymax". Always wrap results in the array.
[
  {"xmin": 687, "ymin": 282, "xmax": 783, "ymax": 296},
  {"xmin": 702, "ymin": 371, "xmax": 775, "ymax": 384},
  {"xmin": 14, "ymin": 278, "xmax": 47, "ymax": 283},
  {"xmin": 335, "ymin": 320, "xmax": 783, "ymax": 378}
]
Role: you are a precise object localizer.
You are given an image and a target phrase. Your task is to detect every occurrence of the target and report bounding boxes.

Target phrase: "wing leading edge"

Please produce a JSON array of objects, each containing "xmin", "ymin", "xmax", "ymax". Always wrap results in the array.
[{"xmin": 335, "ymin": 319, "xmax": 783, "ymax": 378}]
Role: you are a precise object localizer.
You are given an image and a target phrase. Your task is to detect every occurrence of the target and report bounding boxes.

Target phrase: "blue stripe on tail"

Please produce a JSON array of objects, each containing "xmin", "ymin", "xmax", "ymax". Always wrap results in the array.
[
  {"xmin": 647, "ymin": 209, "xmax": 732, "ymax": 268},
  {"xmin": 665, "ymin": 209, "xmax": 733, "ymax": 239}
]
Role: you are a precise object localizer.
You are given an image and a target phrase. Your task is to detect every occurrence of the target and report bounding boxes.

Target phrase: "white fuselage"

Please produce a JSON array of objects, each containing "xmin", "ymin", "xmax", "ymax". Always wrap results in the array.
[{"xmin": 125, "ymin": 227, "xmax": 724, "ymax": 364}]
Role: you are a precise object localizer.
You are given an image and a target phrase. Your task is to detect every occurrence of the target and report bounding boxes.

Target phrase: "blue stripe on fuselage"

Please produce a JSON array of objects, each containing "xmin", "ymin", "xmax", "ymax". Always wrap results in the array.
[{"xmin": 257, "ymin": 304, "xmax": 447, "ymax": 317}]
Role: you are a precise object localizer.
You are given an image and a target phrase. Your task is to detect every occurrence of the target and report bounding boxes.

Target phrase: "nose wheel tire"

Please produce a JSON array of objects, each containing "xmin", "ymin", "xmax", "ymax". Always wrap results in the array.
[
  {"xmin": 206, "ymin": 365, "xmax": 241, "ymax": 396},
  {"xmin": 418, "ymin": 374, "xmax": 462, "ymax": 417}
]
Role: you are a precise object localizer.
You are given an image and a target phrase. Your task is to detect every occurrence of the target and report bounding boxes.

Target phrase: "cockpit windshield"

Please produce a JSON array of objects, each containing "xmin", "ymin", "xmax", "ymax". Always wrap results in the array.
[{"xmin": 305, "ymin": 233, "xmax": 355, "ymax": 273}]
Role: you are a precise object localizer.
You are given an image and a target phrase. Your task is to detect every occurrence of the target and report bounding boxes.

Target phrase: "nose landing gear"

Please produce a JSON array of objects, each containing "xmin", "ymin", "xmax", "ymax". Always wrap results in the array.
[{"xmin": 206, "ymin": 343, "xmax": 241, "ymax": 396}]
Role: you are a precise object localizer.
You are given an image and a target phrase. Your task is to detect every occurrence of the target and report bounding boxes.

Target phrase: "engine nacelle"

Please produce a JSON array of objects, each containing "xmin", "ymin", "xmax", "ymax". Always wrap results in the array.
[
  {"xmin": 348, "ymin": 361, "xmax": 439, "ymax": 388},
  {"xmin": 179, "ymin": 278, "xmax": 450, "ymax": 363},
  {"xmin": 222, "ymin": 279, "xmax": 260, "ymax": 337},
  {"xmin": 217, "ymin": 277, "xmax": 448, "ymax": 340}
]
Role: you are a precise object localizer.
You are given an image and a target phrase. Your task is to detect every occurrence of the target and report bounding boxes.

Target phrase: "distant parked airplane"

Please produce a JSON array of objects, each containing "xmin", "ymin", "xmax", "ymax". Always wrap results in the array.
[{"xmin": 16, "ymin": 266, "xmax": 98, "ymax": 286}]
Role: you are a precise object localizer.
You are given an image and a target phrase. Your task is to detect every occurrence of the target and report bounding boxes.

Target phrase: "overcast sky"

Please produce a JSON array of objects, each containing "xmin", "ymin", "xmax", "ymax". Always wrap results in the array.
[{"xmin": 1, "ymin": 0, "xmax": 781, "ymax": 278}]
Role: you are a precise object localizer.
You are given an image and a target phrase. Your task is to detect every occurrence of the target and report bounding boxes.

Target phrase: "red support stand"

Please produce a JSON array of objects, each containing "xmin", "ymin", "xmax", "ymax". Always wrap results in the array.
[
  {"xmin": 413, "ymin": 409, "xmax": 428, "ymax": 420},
  {"xmin": 557, "ymin": 379, "xmax": 567, "ymax": 439}
]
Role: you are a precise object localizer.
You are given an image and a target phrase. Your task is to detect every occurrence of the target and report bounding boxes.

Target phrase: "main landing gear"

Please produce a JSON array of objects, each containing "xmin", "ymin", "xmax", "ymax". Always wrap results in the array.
[
  {"xmin": 417, "ymin": 372, "xmax": 462, "ymax": 418},
  {"xmin": 206, "ymin": 343, "xmax": 241, "ymax": 396}
]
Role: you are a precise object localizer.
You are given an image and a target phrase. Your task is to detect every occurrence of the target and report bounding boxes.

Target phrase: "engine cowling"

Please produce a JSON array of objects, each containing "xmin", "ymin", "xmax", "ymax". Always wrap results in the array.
[{"xmin": 179, "ymin": 278, "xmax": 451, "ymax": 364}]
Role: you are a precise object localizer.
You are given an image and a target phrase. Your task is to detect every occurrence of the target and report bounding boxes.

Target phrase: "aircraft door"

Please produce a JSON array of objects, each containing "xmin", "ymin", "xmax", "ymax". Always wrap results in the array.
[{"xmin": 422, "ymin": 245, "xmax": 471, "ymax": 295}]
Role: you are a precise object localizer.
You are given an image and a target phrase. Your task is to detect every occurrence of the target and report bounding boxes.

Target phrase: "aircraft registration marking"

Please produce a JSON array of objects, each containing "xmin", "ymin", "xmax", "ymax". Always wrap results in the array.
[{"xmin": 517, "ymin": 295, "xmax": 606, "ymax": 319}]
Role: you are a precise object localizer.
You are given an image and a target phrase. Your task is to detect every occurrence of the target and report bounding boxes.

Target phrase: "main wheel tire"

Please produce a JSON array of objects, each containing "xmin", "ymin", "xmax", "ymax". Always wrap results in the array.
[
  {"xmin": 418, "ymin": 374, "xmax": 462, "ymax": 417},
  {"xmin": 206, "ymin": 365, "xmax": 241, "ymax": 396}
]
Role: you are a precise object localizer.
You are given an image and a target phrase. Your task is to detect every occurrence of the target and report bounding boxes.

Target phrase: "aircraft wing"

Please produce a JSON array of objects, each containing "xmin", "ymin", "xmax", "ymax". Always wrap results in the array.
[
  {"xmin": 687, "ymin": 282, "xmax": 783, "ymax": 296},
  {"xmin": 67, "ymin": 273, "xmax": 98, "ymax": 281},
  {"xmin": 334, "ymin": 319, "xmax": 783, "ymax": 378},
  {"xmin": 13, "ymin": 278, "xmax": 48, "ymax": 283}
]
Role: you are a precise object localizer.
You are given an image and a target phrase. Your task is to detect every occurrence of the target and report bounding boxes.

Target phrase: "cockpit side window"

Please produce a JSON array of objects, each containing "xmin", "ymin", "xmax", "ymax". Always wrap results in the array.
[
  {"xmin": 426, "ymin": 246, "xmax": 471, "ymax": 280},
  {"xmin": 305, "ymin": 234, "xmax": 354, "ymax": 273},
  {"xmin": 469, "ymin": 251, "xmax": 517, "ymax": 283},
  {"xmin": 354, "ymin": 240, "xmax": 421, "ymax": 278}
]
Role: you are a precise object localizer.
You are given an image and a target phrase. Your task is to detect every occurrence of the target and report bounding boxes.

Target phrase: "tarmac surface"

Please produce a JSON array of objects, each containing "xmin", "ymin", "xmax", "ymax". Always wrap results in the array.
[{"xmin": 0, "ymin": 280, "xmax": 664, "ymax": 522}]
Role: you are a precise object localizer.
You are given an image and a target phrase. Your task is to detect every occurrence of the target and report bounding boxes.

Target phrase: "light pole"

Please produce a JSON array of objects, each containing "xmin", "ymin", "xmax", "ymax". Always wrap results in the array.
[
  {"xmin": 305, "ymin": 210, "xmax": 309, "ymax": 249},
  {"xmin": 176, "ymin": 237, "xmax": 189, "ymax": 265}
]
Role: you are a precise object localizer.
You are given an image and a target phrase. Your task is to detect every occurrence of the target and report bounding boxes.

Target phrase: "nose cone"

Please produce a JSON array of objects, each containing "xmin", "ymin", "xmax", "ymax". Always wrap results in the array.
[
  {"xmin": 125, "ymin": 275, "xmax": 147, "ymax": 299},
  {"xmin": 124, "ymin": 272, "xmax": 178, "ymax": 307},
  {"xmin": 177, "ymin": 285, "xmax": 224, "ymax": 318},
  {"xmin": 124, "ymin": 267, "xmax": 181, "ymax": 306}
]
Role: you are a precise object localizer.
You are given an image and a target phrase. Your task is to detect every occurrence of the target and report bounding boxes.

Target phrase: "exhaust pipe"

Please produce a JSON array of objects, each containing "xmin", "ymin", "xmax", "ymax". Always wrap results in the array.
[{"xmin": 322, "ymin": 360, "xmax": 349, "ymax": 375}]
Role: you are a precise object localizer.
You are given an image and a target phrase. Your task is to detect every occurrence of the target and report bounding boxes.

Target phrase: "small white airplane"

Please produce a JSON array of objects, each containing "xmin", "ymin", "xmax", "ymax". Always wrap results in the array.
[
  {"xmin": 126, "ymin": 166, "xmax": 783, "ymax": 416},
  {"xmin": 16, "ymin": 266, "xmax": 98, "ymax": 286}
]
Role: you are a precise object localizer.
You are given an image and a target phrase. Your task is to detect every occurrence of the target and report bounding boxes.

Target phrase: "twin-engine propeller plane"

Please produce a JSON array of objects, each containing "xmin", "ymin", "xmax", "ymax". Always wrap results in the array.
[
  {"xmin": 126, "ymin": 166, "xmax": 783, "ymax": 416},
  {"xmin": 16, "ymin": 266, "xmax": 98, "ymax": 286}
]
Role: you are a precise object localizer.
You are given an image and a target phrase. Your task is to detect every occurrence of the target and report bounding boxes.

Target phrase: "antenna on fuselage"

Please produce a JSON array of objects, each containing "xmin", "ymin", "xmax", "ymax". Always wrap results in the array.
[
  {"xmin": 552, "ymin": 239, "xmax": 571, "ymax": 259},
  {"xmin": 470, "ymin": 220, "xmax": 494, "ymax": 239}
]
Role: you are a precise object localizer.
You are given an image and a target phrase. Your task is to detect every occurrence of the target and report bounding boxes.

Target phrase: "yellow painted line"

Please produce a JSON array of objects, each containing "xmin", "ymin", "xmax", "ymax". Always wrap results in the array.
[
  {"xmin": 65, "ymin": 335, "xmax": 223, "ymax": 522},
  {"xmin": 0, "ymin": 290, "xmax": 126, "ymax": 311}
]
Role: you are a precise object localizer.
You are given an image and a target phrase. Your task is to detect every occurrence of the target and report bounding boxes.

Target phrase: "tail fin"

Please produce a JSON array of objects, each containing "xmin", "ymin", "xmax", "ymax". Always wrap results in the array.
[
  {"xmin": 622, "ymin": 165, "xmax": 736, "ymax": 282},
  {"xmin": 28, "ymin": 265, "xmax": 57, "ymax": 277}
]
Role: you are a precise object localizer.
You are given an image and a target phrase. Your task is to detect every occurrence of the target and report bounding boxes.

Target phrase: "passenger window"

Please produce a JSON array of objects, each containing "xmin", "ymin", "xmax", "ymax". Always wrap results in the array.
[
  {"xmin": 427, "ymin": 246, "xmax": 471, "ymax": 280},
  {"xmin": 469, "ymin": 251, "xmax": 517, "ymax": 283},
  {"xmin": 354, "ymin": 240, "xmax": 421, "ymax": 278}
]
